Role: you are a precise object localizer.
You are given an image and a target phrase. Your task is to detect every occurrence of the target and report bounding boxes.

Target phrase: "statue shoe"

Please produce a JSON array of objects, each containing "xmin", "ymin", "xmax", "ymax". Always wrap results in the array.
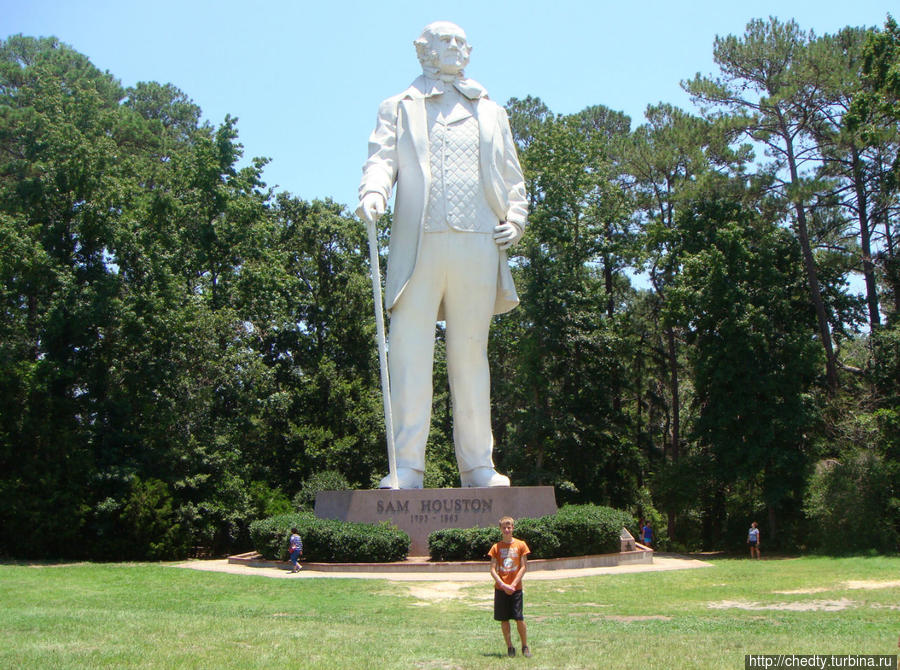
[
  {"xmin": 459, "ymin": 467, "xmax": 510, "ymax": 488},
  {"xmin": 378, "ymin": 468, "xmax": 424, "ymax": 489}
]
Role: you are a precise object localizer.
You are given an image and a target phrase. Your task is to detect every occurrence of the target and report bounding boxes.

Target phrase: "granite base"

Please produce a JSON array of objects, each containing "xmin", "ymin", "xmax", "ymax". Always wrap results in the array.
[{"xmin": 314, "ymin": 486, "xmax": 558, "ymax": 555}]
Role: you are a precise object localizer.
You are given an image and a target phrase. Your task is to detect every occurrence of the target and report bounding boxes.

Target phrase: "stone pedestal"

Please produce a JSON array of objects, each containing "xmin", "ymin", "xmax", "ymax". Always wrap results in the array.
[{"xmin": 314, "ymin": 486, "xmax": 557, "ymax": 556}]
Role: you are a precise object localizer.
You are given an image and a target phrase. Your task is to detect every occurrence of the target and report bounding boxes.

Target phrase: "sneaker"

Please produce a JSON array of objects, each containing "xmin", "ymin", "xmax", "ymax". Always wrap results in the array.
[
  {"xmin": 522, "ymin": 646, "xmax": 532, "ymax": 658},
  {"xmin": 507, "ymin": 646, "xmax": 516, "ymax": 657}
]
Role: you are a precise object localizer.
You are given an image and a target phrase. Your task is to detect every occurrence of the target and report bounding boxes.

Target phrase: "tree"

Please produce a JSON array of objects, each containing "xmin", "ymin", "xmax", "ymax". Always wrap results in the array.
[
  {"xmin": 627, "ymin": 104, "xmax": 725, "ymax": 469},
  {"xmin": 1, "ymin": 35, "xmax": 290, "ymax": 557},
  {"xmin": 257, "ymin": 195, "xmax": 383, "ymax": 489},
  {"xmin": 686, "ymin": 17, "xmax": 842, "ymax": 391},
  {"xmin": 0, "ymin": 35, "xmax": 136, "ymax": 556},
  {"xmin": 669, "ymin": 176, "xmax": 820, "ymax": 545},
  {"xmin": 809, "ymin": 27, "xmax": 899, "ymax": 332},
  {"xmin": 848, "ymin": 16, "xmax": 900, "ymax": 318},
  {"xmin": 495, "ymin": 101, "xmax": 638, "ymax": 503}
]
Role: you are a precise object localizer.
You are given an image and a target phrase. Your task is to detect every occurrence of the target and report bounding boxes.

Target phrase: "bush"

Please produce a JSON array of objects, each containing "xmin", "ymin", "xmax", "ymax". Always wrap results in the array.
[
  {"xmin": 247, "ymin": 481, "xmax": 293, "ymax": 518},
  {"xmin": 551, "ymin": 505, "xmax": 635, "ymax": 555},
  {"xmin": 629, "ymin": 486, "xmax": 669, "ymax": 550},
  {"xmin": 90, "ymin": 477, "xmax": 192, "ymax": 561},
  {"xmin": 429, "ymin": 525, "xmax": 501, "ymax": 561},
  {"xmin": 249, "ymin": 512, "xmax": 409, "ymax": 562},
  {"xmin": 292, "ymin": 470, "xmax": 351, "ymax": 511},
  {"xmin": 514, "ymin": 516, "xmax": 563, "ymax": 557},
  {"xmin": 427, "ymin": 505, "xmax": 635, "ymax": 561},
  {"xmin": 427, "ymin": 528, "xmax": 466, "ymax": 561},
  {"xmin": 804, "ymin": 452, "xmax": 899, "ymax": 555}
]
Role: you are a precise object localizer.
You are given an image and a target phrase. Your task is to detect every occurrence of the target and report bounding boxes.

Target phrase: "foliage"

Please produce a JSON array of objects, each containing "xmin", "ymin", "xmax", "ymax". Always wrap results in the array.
[
  {"xmin": 427, "ymin": 505, "xmax": 635, "ymax": 560},
  {"xmin": 0, "ymin": 35, "xmax": 383, "ymax": 560},
  {"xmin": 247, "ymin": 481, "xmax": 293, "ymax": 518},
  {"xmin": 685, "ymin": 17, "xmax": 845, "ymax": 391},
  {"xmin": 89, "ymin": 477, "xmax": 191, "ymax": 560},
  {"xmin": 848, "ymin": 16, "xmax": 900, "ymax": 186},
  {"xmin": 1, "ymin": 19, "xmax": 899, "ymax": 561},
  {"xmin": 804, "ymin": 451, "xmax": 899, "ymax": 554},
  {"xmin": 248, "ymin": 512, "xmax": 409, "ymax": 563},
  {"xmin": 292, "ymin": 469, "xmax": 351, "ymax": 511},
  {"xmin": 494, "ymin": 99, "xmax": 640, "ymax": 503},
  {"xmin": 428, "ymin": 525, "xmax": 501, "ymax": 561},
  {"xmin": 628, "ymin": 486, "xmax": 670, "ymax": 550},
  {"xmin": 549, "ymin": 504, "xmax": 637, "ymax": 554},
  {"xmin": 669, "ymin": 179, "xmax": 821, "ymax": 547}
]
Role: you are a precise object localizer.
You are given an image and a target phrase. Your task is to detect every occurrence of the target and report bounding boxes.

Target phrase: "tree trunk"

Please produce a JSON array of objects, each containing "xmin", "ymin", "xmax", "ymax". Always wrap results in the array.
[
  {"xmin": 851, "ymin": 146, "xmax": 880, "ymax": 329},
  {"xmin": 605, "ymin": 255, "xmax": 622, "ymax": 413},
  {"xmin": 667, "ymin": 326, "xmax": 680, "ymax": 463},
  {"xmin": 604, "ymin": 254, "xmax": 615, "ymax": 319},
  {"xmin": 767, "ymin": 505, "xmax": 777, "ymax": 547},
  {"xmin": 880, "ymin": 211, "xmax": 900, "ymax": 316},
  {"xmin": 784, "ymin": 132, "xmax": 838, "ymax": 391}
]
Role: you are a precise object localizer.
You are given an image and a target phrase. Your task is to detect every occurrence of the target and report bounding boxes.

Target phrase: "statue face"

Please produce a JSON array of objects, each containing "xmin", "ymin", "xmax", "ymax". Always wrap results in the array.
[
  {"xmin": 428, "ymin": 23, "xmax": 470, "ymax": 75},
  {"xmin": 414, "ymin": 21, "xmax": 472, "ymax": 78}
]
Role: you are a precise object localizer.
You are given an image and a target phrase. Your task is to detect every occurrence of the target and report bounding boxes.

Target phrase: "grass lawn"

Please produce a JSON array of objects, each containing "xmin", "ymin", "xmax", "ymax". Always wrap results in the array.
[{"xmin": 1, "ymin": 555, "xmax": 898, "ymax": 669}]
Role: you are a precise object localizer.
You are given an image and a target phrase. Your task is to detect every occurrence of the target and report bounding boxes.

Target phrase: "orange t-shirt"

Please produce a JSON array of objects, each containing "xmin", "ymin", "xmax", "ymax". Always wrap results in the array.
[{"xmin": 489, "ymin": 538, "xmax": 530, "ymax": 590}]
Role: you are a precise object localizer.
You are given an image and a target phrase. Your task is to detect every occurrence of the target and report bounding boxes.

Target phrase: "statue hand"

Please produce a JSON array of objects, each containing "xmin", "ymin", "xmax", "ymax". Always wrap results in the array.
[
  {"xmin": 357, "ymin": 192, "xmax": 386, "ymax": 225},
  {"xmin": 493, "ymin": 221, "xmax": 523, "ymax": 250}
]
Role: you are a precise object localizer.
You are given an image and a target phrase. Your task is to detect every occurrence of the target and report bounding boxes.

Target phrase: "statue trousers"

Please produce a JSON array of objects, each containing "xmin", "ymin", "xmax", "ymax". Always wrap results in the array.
[{"xmin": 388, "ymin": 228, "xmax": 499, "ymax": 474}]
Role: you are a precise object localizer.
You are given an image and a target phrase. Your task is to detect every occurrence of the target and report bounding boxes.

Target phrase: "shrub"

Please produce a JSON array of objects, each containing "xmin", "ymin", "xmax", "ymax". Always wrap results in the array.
[
  {"xmin": 429, "ymin": 527, "xmax": 480, "ymax": 561},
  {"xmin": 292, "ymin": 470, "xmax": 351, "ymax": 511},
  {"xmin": 467, "ymin": 525, "xmax": 502, "ymax": 559},
  {"xmin": 427, "ymin": 505, "xmax": 635, "ymax": 560},
  {"xmin": 428, "ymin": 526, "xmax": 510, "ymax": 561},
  {"xmin": 90, "ymin": 476, "xmax": 192, "ymax": 561},
  {"xmin": 247, "ymin": 481, "xmax": 293, "ymax": 518},
  {"xmin": 551, "ymin": 505, "xmax": 635, "ymax": 555},
  {"xmin": 804, "ymin": 452, "xmax": 899, "ymax": 555},
  {"xmin": 249, "ymin": 512, "xmax": 409, "ymax": 562},
  {"xmin": 628, "ymin": 486, "xmax": 668, "ymax": 550},
  {"xmin": 514, "ymin": 516, "xmax": 562, "ymax": 558}
]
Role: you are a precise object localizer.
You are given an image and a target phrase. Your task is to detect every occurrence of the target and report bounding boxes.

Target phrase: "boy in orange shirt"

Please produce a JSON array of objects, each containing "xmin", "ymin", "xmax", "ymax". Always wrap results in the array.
[{"xmin": 488, "ymin": 516, "xmax": 532, "ymax": 658}]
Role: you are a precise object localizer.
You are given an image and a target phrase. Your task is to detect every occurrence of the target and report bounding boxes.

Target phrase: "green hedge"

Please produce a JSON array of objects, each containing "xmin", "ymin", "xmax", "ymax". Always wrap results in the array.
[
  {"xmin": 429, "ymin": 525, "xmax": 501, "ymax": 561},
  {"xmin": 428, "ymin": 505, "xmax": 635, "ymax": 561},
  {"xmin": 249, "ymin": 512, "xmax": 409, "ymax": 563}
]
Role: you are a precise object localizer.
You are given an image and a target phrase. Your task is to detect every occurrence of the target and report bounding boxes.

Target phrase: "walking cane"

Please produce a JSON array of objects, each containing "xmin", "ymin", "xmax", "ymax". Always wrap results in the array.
[{"xmin": 364, "ymin": 217, "xmax": 399, "ymax": 489}]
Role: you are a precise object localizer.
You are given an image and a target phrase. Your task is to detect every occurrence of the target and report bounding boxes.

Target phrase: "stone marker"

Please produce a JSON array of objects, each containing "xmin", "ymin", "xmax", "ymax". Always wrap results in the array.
[{"xmin": 315, "ymin": 486, "xmax": 557, "ymax": 556}]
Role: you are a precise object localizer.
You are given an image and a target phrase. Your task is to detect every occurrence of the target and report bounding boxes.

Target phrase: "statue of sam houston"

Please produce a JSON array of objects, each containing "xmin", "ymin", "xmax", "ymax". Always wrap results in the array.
[{"xmin": 357, "ymin": 21, "xmax": 528, "ymax": 489}]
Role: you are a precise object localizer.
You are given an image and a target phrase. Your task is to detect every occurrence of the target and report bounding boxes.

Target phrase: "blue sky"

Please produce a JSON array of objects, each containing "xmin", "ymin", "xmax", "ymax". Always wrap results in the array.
[{"xmin": 3, "ymin": 0, "xmax": 895, "ymax": 210}]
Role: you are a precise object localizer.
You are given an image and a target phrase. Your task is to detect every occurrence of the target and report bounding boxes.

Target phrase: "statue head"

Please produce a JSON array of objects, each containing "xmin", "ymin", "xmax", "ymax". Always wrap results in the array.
[{"xmin": 414, "ymin": 21, "xmax": 472, "ymax": 79}]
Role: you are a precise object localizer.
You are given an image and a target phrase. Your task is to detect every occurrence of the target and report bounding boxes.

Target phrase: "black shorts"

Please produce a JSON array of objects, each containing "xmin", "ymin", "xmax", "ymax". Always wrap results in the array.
[{"xmin": 494, "ymin": 588, "xmax": 524, "ymax": 621}]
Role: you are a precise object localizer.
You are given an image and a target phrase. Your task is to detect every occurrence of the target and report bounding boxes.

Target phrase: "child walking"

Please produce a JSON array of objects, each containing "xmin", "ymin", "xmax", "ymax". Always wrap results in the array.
[{"xmin": 488, "ymin": 516, "xmax": 532, "ymax": 658}]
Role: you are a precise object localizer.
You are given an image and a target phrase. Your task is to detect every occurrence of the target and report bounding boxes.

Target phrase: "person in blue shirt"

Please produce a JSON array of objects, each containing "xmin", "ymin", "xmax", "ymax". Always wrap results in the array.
[
  {"xmin": 641, "ymin": 522, "xmax": 653, "ymax": 547},
  {"xmin": 747, "ymin": 522, "xmax": 760, "ymax": 559},
  {"xmin": 288, "ymin": 528, "xmax": 303, "ymax": 572}
]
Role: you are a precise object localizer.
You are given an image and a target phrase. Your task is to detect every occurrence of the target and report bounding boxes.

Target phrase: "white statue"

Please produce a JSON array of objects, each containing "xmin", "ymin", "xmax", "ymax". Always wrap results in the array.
[{"xmin": 357, "ymin": 21, "xmax": 528, "ymax": 489}]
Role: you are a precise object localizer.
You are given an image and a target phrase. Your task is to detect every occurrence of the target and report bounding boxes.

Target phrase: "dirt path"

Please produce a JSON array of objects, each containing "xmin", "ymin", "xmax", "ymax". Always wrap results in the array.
[{"xmin": 172, "ymin": 554, "xmax": 713, "ymax": 582}]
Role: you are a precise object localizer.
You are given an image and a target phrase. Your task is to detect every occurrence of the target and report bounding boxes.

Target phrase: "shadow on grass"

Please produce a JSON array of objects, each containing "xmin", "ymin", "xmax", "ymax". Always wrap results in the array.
[
  {"xmin": 0, "ymin": 559, "xmax": 95, "ymax": 567},
  {"xmin": 658, "ymin": 551, "xmax": 809, "ymax": 563}
]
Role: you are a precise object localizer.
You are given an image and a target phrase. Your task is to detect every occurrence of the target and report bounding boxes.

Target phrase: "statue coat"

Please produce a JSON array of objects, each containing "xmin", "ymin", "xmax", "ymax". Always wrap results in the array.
[{"xmin": 359, "ymin": 75, "xmax": 528, "ymax": 320}]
